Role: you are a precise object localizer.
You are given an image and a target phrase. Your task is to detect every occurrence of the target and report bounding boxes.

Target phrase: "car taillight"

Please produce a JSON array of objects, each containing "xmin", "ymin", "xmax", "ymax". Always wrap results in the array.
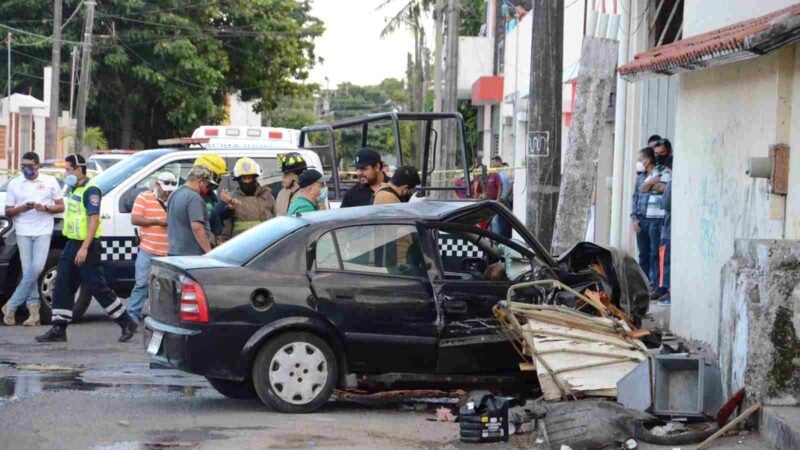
[{"xmin": 179, "ymin": 278, "xmax": 209, "ymax": 323}]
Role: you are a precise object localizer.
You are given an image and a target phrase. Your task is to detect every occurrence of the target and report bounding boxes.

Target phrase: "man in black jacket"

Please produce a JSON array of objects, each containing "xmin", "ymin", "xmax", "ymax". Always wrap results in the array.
[{"xmin": 340, "ymin": 147, "xmax": 387, "ymax": 208}]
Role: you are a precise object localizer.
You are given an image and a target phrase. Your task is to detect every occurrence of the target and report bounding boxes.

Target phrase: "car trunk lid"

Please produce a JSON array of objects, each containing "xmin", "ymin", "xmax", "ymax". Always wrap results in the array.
[{"xmin": 148, "ymin": 256, "xmax": 237, "ymax": 326}]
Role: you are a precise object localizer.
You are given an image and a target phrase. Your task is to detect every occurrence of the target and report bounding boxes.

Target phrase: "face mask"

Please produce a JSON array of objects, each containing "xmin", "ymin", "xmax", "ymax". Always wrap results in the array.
[
  {"xmin": 239, "ymin": 181, "xmax": 257, "ymax": 195},
  {"xmin": 22, "ymin": 166, "xmax": 36, "ymax": 179},
  {"xmin": 655, "ymin": 155, "xmax": 668, "ymax": 166},
  {"xmin": 319, "ymin": 186, "xmax": 329, "ymax": 202},
  {"xmin": 65, "ymin": 174, "xmax": 78, "ymax": 188},
  {"xmin": 635, "ymin": 162, "xmax": 645, "ymax": 174}
]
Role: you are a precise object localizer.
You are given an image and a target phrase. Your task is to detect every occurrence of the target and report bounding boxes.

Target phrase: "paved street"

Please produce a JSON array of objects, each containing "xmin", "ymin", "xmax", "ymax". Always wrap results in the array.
[{"xmin": 0, "ymin": 305, "xmax": 770, "ymax": 450}]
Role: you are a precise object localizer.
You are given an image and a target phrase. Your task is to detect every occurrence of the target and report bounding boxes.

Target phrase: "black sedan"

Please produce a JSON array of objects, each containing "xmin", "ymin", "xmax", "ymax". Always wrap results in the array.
[{"xmin": 144, "ymin": 201, "xmax": 649, "ymax": 413}]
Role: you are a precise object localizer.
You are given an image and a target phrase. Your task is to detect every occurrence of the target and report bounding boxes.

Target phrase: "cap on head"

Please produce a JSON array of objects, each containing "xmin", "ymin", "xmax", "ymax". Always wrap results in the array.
[
  {"xmin": 354, "ymin": 147, "xmax": 382, "ymax": 169},
  {"xmin": 390, "ymin": 166, "xmax": 421, "ymax": 189},
  {"xmin": 189, "ymin": 165, "xmax": 218, "ymax": 187},
  {"xmin": 298, "ymin": 169, "xmax": 329, "ymax": 189},
  {"xmin": 157, "ymin": 172, "xmax": 178, "ymax": 192}
]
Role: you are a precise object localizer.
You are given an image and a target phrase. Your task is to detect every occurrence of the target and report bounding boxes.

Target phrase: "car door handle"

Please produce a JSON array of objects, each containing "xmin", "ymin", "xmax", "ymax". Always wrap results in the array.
[{"xmin": 444, "ymin": 300, "xmax": 468, "ymax": 314}]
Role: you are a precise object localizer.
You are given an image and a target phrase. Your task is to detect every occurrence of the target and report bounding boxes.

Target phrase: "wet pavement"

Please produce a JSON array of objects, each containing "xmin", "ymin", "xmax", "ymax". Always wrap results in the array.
[{"xmin": 0, "ymin": 305, "xmax": 775, "ymax": 449}]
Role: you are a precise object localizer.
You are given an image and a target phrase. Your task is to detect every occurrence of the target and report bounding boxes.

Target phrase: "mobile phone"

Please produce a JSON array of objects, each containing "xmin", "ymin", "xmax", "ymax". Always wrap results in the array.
[{"xmin": 25, "ymin": 201, "xmax": 36, "ymax": 208}]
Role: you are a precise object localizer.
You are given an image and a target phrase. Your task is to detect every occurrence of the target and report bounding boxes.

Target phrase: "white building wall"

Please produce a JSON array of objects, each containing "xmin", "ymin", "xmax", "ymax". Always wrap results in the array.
[
  {"xmin": 671, "ymin": 49, "xmax": 791, "ymax": 349},
  {"xmin": 228, "ymin": 93, "xmax": 262, "ymax": 127},
  {"xmin": 683, "ymin": 0, "xmax": 798, "ymax": 38}
]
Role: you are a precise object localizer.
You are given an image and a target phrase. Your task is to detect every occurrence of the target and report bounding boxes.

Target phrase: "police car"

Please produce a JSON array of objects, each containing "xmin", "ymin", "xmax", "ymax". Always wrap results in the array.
[{"xmin": 0, "ymin": 126, "xmax": 323, "ymax": 323}]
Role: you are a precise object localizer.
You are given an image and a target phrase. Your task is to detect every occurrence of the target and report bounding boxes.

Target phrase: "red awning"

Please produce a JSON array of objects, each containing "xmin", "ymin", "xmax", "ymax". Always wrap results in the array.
[
  {"xmin": 619, "ymin": 4, "xmax": 800, "ymax": 81},
  {"xmin": 471, "ymin": 76, "xmax": 504, "ymax": 105}
]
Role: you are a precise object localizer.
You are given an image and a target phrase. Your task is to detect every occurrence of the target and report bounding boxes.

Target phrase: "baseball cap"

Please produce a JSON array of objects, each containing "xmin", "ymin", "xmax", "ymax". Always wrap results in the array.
[
  {"xmin": 189, "ymin": 165, "xmax": 218, "ymax": 187},
  {"xmin": 156, "ymin": 172, "xmax": 178, "ymax": 192},
  {"xmin": 354, "ymin": 147, "xmax": 382, "ymax": 169},
  {"xmin": 390, "ymin": 166, "xmax": 421, "ymax": 188},
  {"xmin": 298, "ymin": 169, "xmax": 329, "ymax": 189}
]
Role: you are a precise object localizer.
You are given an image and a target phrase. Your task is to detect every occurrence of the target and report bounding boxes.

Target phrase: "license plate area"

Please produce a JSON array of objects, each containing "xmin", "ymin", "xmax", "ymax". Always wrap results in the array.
[{"xmin": 147, "ymin": 330, "xmax": 164, "ymax": 355}]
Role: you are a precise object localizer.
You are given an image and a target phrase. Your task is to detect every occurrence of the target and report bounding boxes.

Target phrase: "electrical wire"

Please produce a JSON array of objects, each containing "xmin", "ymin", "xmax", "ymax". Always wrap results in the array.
[{"xmin": 0, "ymin": 23, "xmax": 83, "ymax": 46}]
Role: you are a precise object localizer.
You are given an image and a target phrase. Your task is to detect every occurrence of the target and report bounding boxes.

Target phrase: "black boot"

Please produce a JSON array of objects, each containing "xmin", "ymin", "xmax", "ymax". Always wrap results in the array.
[
  {"xmin": 118, "ymin": 315, "xmax": 138, "ymax": 343},
  {"xmin": 35, "ymin": 325, "xmax": 67, "ymax": 342}
]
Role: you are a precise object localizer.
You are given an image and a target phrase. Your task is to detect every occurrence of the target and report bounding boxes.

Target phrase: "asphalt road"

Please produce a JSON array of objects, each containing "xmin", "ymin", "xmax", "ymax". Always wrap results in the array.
[{"xmin": 0, "ymin": 304, "xmax": 773, "ymax": 450}]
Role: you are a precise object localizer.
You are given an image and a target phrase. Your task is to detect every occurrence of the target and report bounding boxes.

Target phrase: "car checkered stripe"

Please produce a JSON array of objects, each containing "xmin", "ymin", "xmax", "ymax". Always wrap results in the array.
[
  {"xmin": 101, "ymin": 239, "xmax": 138, "ymax": 261},
  {"xmin": 439, "ymin": 235, "xmax": 483, "ymax": 258}
]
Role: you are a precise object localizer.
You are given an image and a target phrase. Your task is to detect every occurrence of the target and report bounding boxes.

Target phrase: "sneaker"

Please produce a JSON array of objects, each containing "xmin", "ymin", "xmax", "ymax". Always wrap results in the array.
[
  {"xmin": 119, "ymin": 319, "xmax": 138, "ymax": 343},
  {"xmin": 22, "ymin": 304, "xmax": 41, "ymax": 326},
  {"xmin": 35, "ymin": 326, "xmax": 67, "ymax": 342},
  {"xmin": 2, "ymin": 303, "xmax": 15, "ymax": 326},
  {"xmin": 658, "ymin": 296, "xmax": 671, "ymax": 305}
]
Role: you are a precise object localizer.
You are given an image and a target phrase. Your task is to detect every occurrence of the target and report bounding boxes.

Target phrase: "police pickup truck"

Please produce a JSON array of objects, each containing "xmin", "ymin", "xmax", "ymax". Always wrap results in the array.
[{"xmin": 0, "ymin": 126, "xmax": 324, "ymax": 323}]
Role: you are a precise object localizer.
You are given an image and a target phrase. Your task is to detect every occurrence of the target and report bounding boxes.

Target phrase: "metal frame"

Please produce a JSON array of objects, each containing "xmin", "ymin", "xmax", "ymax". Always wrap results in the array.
[{"xmin": 299, "ymin": 112, "xmax": 473, "ymax": 200}]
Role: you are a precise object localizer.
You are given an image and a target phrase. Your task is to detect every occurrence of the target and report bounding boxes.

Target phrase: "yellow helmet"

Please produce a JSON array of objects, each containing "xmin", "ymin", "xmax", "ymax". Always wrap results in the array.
[
  {"xmin": 194, "ymin": 154, "xmax": 227, "ymax": 177},
  {"xmin": 233, "ymin": 157, "xmax": 262, "ymax": 179}
]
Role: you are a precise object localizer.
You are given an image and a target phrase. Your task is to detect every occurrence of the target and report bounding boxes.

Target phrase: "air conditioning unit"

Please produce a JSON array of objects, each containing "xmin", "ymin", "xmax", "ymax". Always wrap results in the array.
[{"xmin": 503, "ymin": 116, "xmax": 513, "ymax": 127}]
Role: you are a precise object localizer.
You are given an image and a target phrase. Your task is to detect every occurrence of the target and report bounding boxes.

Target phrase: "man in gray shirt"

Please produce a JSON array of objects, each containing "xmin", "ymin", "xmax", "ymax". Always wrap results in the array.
[{"xmin": 167, "ymin": 166, "xmax": 215, "ymax": 256}]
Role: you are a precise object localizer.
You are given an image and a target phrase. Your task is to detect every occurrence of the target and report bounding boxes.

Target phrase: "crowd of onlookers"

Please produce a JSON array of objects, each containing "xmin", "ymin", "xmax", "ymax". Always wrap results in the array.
[{"xmin": 631, "ymin": 135, "xmax": 673, "ymax": 304}]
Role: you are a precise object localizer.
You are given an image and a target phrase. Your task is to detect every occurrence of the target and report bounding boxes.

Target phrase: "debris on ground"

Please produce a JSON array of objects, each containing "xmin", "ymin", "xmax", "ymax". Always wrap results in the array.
[
  {"xmin": 541, "ymin": 400, "xmax": 653, "ymax": 450},
  {"xmin": 435, "ymin": 406, "xmax": 456, "ymax": 422},
  {"xmin": 648, "ymin": 421, "xmax": 687, "ymax": 436},
  {"xmin": 16, "ymin": 364, "xmax": 79, "ymax": 372},
  {"xmin": 334, "ymin": 388, "xmax": 465, "ymax": 406},
  {"xmin": 495, "ymin": 281, "xmax": 650, "ymax": 401},
  {"xmin": 459, "ymin": 392, "xmax": 510, "ymax": 443}
]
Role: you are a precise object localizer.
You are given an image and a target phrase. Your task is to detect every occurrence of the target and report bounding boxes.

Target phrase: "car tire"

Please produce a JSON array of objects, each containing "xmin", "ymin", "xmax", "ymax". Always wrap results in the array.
[
  {"xmin": 206, "ymin": 377, "xmax": 258, "ymax": 400},
  {"xmin": 252, "ymin": 331, "xmax": 337, "ymax": 414},
  {"xmin": 39, "ymin": 254, "xmax": 93, "ymax": 324}
]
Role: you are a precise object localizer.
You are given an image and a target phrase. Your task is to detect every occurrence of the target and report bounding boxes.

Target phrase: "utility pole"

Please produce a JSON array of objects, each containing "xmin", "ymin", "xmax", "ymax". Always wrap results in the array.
[
  {"xmin": 525, "ymin": 0, "xmax": 564, "ymax": 251},
  {"xmin": 46, "ymin": 0, "xmax": 64, "ymax": 160},
  {"xmin": 74, "ymin": 0, "xmax": 95, "ymax": 155},
  {"xmin": 432, "ymin": 0, "xmax": 445, "ymax": 113},
  {"xmin": 69, "ymin": 46, "xmax": 77, "ymax": 118},
  {"xmin": 6, "ymin": 33, "xmax": 11, "ymax": 165},
  {"xmin": 440, "ymin": 0, "xmax": 460, "ymax": 178}
]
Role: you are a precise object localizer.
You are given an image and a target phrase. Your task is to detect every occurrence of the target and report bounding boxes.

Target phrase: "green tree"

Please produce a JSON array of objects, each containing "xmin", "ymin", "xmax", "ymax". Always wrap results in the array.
[{"xmin": 0, "ymin": 0, "xmax": 323, "ymax": 148}]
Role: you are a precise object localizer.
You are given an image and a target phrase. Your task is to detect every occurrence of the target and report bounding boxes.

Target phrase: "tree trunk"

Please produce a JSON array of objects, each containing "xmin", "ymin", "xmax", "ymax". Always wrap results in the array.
[{"xmin": 120, "ymin": 97, "xmax": 134, "ymax": 149}]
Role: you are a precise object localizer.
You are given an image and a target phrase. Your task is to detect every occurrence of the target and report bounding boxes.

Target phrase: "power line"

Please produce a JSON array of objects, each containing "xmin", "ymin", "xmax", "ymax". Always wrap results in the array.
[
  {"xmin": 0, "ymin": 23, "xmax": 83, "ymax": 46},
  {"xmin": 95, "ymin": 12, "xmax": 319, "ymax": 37}
]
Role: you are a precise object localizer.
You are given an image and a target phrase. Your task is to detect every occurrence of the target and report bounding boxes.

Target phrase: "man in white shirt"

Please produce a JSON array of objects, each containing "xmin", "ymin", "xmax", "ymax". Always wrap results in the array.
[{"xmin": 1, "ymin": 152, "xmax": 65, "ymax": 326}]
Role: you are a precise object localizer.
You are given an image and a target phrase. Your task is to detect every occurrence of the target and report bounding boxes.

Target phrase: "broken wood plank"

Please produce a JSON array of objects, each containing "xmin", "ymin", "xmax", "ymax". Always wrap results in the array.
[
  {"xmin": 695, "ymin": 403, "xmax": 761, "ymax": 450},
  {"xmin": 519, "ymin": 362, "xmax": 537, "ymax": 372}
]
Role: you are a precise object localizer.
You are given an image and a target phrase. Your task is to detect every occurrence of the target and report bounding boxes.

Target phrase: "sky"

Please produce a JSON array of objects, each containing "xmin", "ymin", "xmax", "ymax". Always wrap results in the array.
[{"xmin": 309, "ymin": 0, "xmax": 428, "ymax": 88}]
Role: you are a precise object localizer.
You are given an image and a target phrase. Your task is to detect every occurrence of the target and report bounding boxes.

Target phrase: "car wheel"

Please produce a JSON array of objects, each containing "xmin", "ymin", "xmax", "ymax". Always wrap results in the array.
[
  {"xmin": 39, "ymin": 261, "xmax": 92, "ymax": 324},
  {"xmin": 206, "ymin": 377, "xmax": 258, "ymax": 400},
  {"xmin": 252, "ymin": 332, "xmax": 337, "ymax": 414}
]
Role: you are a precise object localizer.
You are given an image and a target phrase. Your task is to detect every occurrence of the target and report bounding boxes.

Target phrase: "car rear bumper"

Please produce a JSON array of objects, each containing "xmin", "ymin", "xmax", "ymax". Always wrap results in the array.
[{"xmin": 143, "ymin": 317, "xmax": 250, "ymax": 381}]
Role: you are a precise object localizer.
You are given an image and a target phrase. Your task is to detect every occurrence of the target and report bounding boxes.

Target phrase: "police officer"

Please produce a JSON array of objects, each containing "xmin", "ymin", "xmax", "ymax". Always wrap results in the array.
[
  {"xmin": 216, "ymin": 157, "xmax": 276, "ymax": 238},
  {"xmin": 35, "ymin": 154, "xmax": 138, "ymax": 343},
  {"xmin": 193, "ymin": 154, "xmax": 227, "ymax": 245},
  {"xmin": 275, "ymin": 152, "xmax": 308, "ymax": 216}
]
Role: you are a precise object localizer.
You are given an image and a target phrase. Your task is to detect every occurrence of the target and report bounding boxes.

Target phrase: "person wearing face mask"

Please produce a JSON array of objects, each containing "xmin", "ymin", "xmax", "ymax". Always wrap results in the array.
[
  {"xmin": 2, "ymin": 152, "xmax": 64, "ymax": 326},
  {"xmin": 630, "ymin": 147, "xmax": 661, "ymax": 288},
  {"xmin": 35, "ymin": 154, "xmax": 138, "ymax": 343},
  {"xmin": 372, "ymin": 166, "xmax": 421, "ymax": 205},
  {"xmin": 275, "ymin": 152, "xmax": 308, "ymax": 216},
  {"xmin": 166, "ymin": 165, "xmax": 215, "ymax": 256},
  {"xmin": 216, "ymin": 157, "xmax": 276, "ymax": 238},
  {"xmin": 288, "ymin": 170, "xmax": 329, "ymax": 216}
]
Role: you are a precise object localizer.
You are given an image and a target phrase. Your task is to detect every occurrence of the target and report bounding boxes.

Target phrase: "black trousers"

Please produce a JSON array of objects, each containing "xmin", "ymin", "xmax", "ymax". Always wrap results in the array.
[{"xmin": 51, "ymin": 240, "xmax": 126, "ymax": 325}]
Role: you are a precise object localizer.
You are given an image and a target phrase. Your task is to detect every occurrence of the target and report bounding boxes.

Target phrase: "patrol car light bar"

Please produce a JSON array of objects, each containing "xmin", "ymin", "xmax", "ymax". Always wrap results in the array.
[{"xmin": 157, "ymin": 137, "xmax": 210, "ymax": 147}]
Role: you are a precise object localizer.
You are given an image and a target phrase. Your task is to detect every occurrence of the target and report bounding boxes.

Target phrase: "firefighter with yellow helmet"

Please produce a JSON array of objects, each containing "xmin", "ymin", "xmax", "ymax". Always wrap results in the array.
[
  {"xmin": 215, "ymin": 157, "xmax": 276, "ymax": 238},
  {"xmin": 275, "ymin": 152, "xmax": 308, "ymax": 216},
  {"xmin": 192, "ymin": 154, "xmax": 227, "ymax": 244}
]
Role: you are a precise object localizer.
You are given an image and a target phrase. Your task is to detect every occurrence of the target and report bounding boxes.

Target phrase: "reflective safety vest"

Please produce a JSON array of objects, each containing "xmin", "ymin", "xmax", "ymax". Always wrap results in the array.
[
  {"xmin": 225, "ymin": 185, "xmax": 276, "ymax": 237},
  {"xmin": 64, "ymin": 180, "xmax": 103, "ymax": 240}
]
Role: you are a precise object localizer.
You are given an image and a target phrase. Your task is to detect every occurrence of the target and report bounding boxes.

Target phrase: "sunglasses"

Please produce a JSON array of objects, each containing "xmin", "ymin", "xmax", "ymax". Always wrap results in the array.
[{"xmin": 159, "ymin": 180, "xmax": 177, "ymax": 186}]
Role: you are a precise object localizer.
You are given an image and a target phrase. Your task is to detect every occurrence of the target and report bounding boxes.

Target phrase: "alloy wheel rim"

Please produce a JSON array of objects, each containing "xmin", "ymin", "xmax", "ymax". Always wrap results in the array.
[
  {"xmin": 268, "ymin": 342, "xmax": 328, "ymax": 405},
  {"xmin": 40, "ymin": 268, "xmax": 58, "ymax": 308}
]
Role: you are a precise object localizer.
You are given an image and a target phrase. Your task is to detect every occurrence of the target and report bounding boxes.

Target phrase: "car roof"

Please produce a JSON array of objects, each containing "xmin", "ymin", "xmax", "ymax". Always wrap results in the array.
[{"xmin": 294, "ymin": 200, "xmax": 483, "ymax": 225}]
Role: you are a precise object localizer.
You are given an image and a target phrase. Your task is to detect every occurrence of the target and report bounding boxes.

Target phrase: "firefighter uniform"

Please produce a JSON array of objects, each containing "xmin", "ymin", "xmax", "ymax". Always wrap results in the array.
[
  {"xmin": 276, "ymin": 153, "xmax": 307, "ymax": 216},
  {"xmin": 217, "ymin": 158, "xmax": 276, "ymax": 238},
  {"xmin": 219, "ymin": 185, "xmax": 276, "ymax": 237},
  {"xmin": 276, "ymin": 183, "xmax": 300, "ymax": 216},
  {"xmin": 40, "ymin": 178, "xmax": 137, "ymax": 342}
]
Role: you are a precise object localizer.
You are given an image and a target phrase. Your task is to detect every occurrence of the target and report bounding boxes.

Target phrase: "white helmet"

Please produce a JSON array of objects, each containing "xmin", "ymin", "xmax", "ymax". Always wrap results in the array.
[{"xmin": 233, "ymin": 157, "xmax": 263, "ymax": 179}]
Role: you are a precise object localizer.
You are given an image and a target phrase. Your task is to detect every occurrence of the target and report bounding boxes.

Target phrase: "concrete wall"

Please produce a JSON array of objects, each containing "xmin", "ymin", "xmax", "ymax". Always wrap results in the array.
[
  {"xmin": 671, "ymin": 49, "xmax": 792, "ymax": 349},
  {"xmin": 684, "ymin": 0, "xmax": 798, "ymax": 38},
  {"xmin": 458, "ymin": 37, "xmax": 494, "ymax": 99}
]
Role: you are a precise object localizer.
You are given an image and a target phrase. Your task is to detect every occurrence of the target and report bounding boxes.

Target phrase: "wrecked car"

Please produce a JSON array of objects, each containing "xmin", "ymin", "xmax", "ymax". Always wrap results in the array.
[{"xmin": 143, "ymin": 200, "xmax": 649, "ymax": 413}]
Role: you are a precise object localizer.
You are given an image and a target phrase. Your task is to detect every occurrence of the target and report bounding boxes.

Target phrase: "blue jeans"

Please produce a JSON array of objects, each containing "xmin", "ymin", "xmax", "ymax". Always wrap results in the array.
[
  {"xmin": 7, "ymin": 234, "xmax": 50, "ymax": 309},
  {"xmin": 635, "ymin": 218, "xmax": 664, "ymax": 287},
  {"xmin": 127, "ymin": 249, "xmax": 155, "ymax": 322}
]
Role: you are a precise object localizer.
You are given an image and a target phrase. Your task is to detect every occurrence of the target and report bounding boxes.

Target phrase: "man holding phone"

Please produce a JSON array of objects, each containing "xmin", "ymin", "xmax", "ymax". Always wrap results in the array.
[{"xmin": 2, "ymin": 152, "xmax": 64, "ymax": 326}]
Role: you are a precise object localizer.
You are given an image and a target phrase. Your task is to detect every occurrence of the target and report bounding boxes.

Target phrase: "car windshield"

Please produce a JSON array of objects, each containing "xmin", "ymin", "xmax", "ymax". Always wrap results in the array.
[
  {"xmin": 208, "ymin": 216, "xmax": 308, "ymax": 265},
  {"xmin": 89, "ymin": 157, "xmax": 123, "ymax": 171},
  {"xmin": 92, "ymin": 149, "xmax": 174, "ymax": 194}
]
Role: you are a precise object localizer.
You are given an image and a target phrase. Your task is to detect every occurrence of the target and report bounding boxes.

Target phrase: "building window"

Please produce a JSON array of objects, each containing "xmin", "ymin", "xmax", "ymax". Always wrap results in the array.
[{"xmin": 649, "ymin": 0, "xmax": 684, "ymax": 48}]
